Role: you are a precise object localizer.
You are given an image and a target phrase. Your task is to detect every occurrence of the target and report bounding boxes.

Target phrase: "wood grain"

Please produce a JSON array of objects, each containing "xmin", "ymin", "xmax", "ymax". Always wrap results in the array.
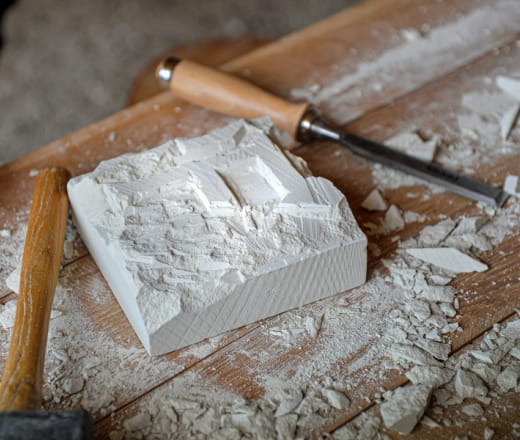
[{"xmin": 0, "ymin": 168, "xmax": 70, "ymax": 410}]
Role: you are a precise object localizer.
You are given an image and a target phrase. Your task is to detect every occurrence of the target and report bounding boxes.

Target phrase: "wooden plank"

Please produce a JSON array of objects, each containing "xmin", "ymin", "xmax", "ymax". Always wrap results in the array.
[{"xmin": 93, "ymin": 31, "xmax": 520, "ymax": 439}]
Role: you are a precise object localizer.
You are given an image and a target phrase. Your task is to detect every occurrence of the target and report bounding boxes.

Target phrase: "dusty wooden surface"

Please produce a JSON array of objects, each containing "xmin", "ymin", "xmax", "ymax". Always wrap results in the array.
[{"xmin": 0, "ymin": 0, "xmax": 519, "ymax": 438}]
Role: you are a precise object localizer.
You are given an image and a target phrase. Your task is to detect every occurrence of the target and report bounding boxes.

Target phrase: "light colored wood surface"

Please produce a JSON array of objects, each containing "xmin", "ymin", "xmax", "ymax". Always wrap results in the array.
[
  {"xmin": 0, "ymin": 168, "xmax": 70, "ymax": 410},
  {"xmin": 0, "ymin": 0, "xmax": 519, "ymax": 438}
]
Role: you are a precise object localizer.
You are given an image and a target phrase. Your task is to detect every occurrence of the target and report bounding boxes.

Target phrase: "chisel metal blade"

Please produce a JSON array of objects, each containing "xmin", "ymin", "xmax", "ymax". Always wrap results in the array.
[{"xmin": 302, "ymin": 115, "xmax": 509, "ymax": 208}]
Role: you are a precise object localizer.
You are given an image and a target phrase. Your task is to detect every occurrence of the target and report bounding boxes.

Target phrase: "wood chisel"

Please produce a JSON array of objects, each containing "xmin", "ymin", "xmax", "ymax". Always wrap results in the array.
[
  {"xmin": 156, "ymin": 57, "xmax": 508, "ymax": 208},
  {"xmin": 0, "ymin": 168, "xmax": 93, "ymax": 439}
]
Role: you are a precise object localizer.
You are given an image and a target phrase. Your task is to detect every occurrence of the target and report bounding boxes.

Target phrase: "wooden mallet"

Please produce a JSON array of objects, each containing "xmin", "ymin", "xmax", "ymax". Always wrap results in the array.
[{"xmin": 0, "ymin": 168, "xmax": 93, "ymax": 439}]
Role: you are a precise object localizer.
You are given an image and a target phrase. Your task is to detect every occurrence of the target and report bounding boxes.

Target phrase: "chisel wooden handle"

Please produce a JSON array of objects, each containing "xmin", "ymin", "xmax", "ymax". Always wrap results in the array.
[
  {"xmin": 0, "ymin": 168, "xmax": 70, "ymax": 410},
  {"xmin": 156, "ymin": 57, "xmax": 310, "ymax": 138}
]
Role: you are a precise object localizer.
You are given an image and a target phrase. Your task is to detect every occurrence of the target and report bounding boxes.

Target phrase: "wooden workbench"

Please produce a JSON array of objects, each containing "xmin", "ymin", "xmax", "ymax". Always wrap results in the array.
[{"xmin": 1, "ymin": 0, "xmax": 519, "ymax": 438}]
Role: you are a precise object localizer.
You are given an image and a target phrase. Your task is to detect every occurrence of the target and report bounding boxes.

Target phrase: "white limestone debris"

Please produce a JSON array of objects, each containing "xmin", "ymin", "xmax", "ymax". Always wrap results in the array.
[
  {"xmin": 274, "ymin": 389, "xmax": 303, "ymax": 417},
  {"xmin": 496, "ymin": 75, "xmax": 520, "ymax": 101},
  {"xmin": 413, "ymin": 219, "xmax": 455, "ymax": 247},
  {"xmin": 405, "ymin": 365, "xmax": 454, "ymax": 388},
  {"xmin": 383, "ymin": 205, "xmax": 405, "ymax": 232},
  {"xmin": 403, "ymin": 210, "xmax": 426, "ymax": 224},
  {"xmin": 401, "ymin": 28, "xmax": 423, "ymax": 42},
  {"xmin": 380, "ymin": 384, "xmax": 431, "ymax": 434},
  {"xmin": 361, "ymin": 189, "xmax": 388, "ymax": 211},
  {"xmin": 322, "ymin": 388, "xmax": 350, "ymax": 410},
  {"xmin": 304, "ymin": 315, "xmax": 323, "ymax": 338},
  {"xmin": 451, "ymin": 216, "xmax": 487, "ymax": 236},
  {"xmin": 389, "ymin": 343, "xmax": 442, "ymax": 366},
  {"xmin": 510, "ymin": 343, "xmax": 520, "ymax": 360},
  {"xmin": 420, "ymin": 415, "xmax": 441, "ymax": 428},
  {"xmin": 406, "ymin": 247, "xmax": 488, "ymax": 273},
  {"xmin": 461, "ymin": 403, "xmax": 484, "ymax": 417},
  {"xmin": 499, "ymin": 104, "xmax": 520, "ymax": 140},
  {"xmin": 495, "ymin": 363, "xmax": 519, "ymax": 392},
  {"xmin": 413, "ymin": 338, "xmax": 451, "ymax": 361},
  {"xmin": 504, "ymin": 174, "xmax": 520, "ymax": 195},
  {"xmin": 453, "ymin": 370, "xmax": 488, "ymax": 399},
  {"xmin": 405, "ymin": 299, "xmax": 430, "ymax": 321},
  {"xmin": 484, "ymin": 427, "xmax": 495, "ymax": 440},
  {"xmin": 416, "ymin": 286, "xmax": 456, "ymax": 303},
  {"xmin": 333, "ymin": 412, "xmax": 385, "ymax": 440},
  {"xmin": 385, "ymin": 131, "xmax": 438, "ymax": 162},
  {"xmin": 123, "ymin": 412, "xmax": 152, "ymax": 433},
  {"xmin": 66, "ymin": 119, "xmax": 367, "ymax": 355},
  {"xmin": 0, "ymin": 299, "xmax": 17, "ymax": 329}
]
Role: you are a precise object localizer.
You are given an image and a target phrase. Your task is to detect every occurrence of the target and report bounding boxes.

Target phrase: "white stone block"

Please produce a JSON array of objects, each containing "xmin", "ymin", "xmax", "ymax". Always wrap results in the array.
[{"xmin": 67, "ymin": 119, "xmax": 367, "ymax": 355}]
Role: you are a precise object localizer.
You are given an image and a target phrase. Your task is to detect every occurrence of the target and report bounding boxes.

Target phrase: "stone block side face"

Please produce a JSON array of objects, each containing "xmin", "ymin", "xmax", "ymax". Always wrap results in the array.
[{"xmin": 68, "ymin": 119, "xmax": 367, "ymax": 355}]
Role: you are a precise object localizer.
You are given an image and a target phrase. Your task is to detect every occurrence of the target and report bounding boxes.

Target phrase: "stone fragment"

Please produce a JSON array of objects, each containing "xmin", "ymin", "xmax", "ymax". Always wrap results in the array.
[
  {"xmin": 461, "ymin": 403, "xmax": 484, "ymax": 417},
  {"xmin": 405, "ymin": 300, "xmax": 431, "ymax": 321},
  {"xmin": 439, "ymin": 302, "xmax": 456, "ymax": 318},
  {"xmin": 275, "ymin": 390, "xmax": 303, "ymax": 417},
  {"xmin": 380, "ymin": 384, "xmax": 431, "ymax": 434},
  {"xmin": 420, "ymin": 415, "xmax": 441, "ymax": 428},
  {"xmin": 471, "ymin": 363, "xmax": 500, "ymax": 385},
  {"xmin": 451, "ymin": 216, "xmax": 487, "ymax": 235},
  {"xmin": 415, "ymin": 219, "xmax": 455, "ymax": 247},
  {"xmin": 504, "ymin": 174, "xmax": 520, "ymax": 195},
  {"xmin": 416, "ymin": 286, "xmax": 456, "ymax": 303},
  {"xmin": 401, "ymin": 28, "xmax": 423, "ymax": 42},
  {"xmin": 496, "ymin": 75, "xmax": 520, "ymax": 101},
  {"xmin": 484, "ymin": 427, "xmax": 495, "ymax": 440},
  {"xmin": 496, "ymin": 364, "xmax": 519, "ymax": 393},
  {"xmin": 405, "ymin": 365, "xmax": 454, "ymax": 388},
  {"xmin": 413, "ymin": 338, "xmax": 451, "ymax": 361},
  {"xmin": 389, "ymin": 343, "xmax": 442, "ymax": 366},
  {"xmin": 123, "ymin": 412, "xmax": 152, "ymax": 433},
  {"xmin": 406, "ymin": 248, "xmax": 488, "ymax": 273},
  {"xmin": 304, "ymin": 315, "xmax": 323, "ymax": 338},
  {"xmin": 275, "ymin": 414, "xmax": 298, "ymax": 439},
  {"xmin": 62, "ymin": 377, "xmax": 85, "ymax": 395},
  {"xmin": 500, "ymin": 319, "xmax": 520, "ymax": 340},
  {"xmin": 361, "ymin": 189, "xmax": 388, "ymax": 211},
  {"xmin": 500, "ymin": 105, "xmax": 520, "ymax": 140},
  {"xmin": 0, "ymin": 300, "xmax": 17, "ymax": 329},
  {"xmin": 454, "ymin": 370, "xmax": 488, "ymax": 399},
  {"xmin": 323, "ymin": 389, "xmax": 350, "ymax": 410},
  {"xmin": 385, "ymin": 132, "xmax": 437, "ymax": 162},
  {"xmin": 383, "ymin": 205, "xmax": 405, "ymax": 232},
  {"xmin": 510, "ymin": 343, "xmax": 520, "ymax": 360}
]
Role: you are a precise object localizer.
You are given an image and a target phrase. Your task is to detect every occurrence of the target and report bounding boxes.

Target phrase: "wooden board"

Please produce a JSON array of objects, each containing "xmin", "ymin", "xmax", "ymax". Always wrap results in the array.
[{"xmin": 1, "ymin": 0, "xmax": 520, "ymax": 438}]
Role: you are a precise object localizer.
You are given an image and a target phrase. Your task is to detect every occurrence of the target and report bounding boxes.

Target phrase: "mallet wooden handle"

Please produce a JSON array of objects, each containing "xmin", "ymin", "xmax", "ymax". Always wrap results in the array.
[
  {"xmin": 156, "ymin": 57, "xmax": 310, "ymax": 138},
  {"xmin": 0, "ymin": 168, "xmax": 70, "ymax": 410}
]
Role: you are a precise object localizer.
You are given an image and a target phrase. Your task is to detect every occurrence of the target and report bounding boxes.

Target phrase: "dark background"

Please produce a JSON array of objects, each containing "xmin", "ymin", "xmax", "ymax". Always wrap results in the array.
[{"xmin": 0, "ymin": 0, "xmax": 360, "ymax": 164}]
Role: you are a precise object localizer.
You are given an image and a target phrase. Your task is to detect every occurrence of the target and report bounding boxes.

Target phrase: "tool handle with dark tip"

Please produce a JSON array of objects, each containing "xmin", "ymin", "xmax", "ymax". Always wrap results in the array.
[
  {"xmin": 0, "ymin": 168, "xmax": 70, "ymax": 411},
  {"xmin": 156, "ymin": 57, "xmax": 310, "ymax": 138}
]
